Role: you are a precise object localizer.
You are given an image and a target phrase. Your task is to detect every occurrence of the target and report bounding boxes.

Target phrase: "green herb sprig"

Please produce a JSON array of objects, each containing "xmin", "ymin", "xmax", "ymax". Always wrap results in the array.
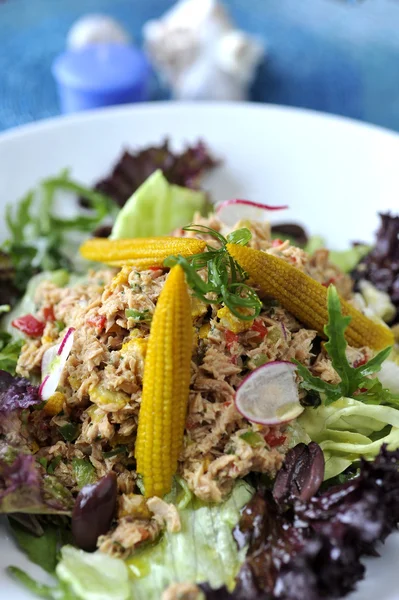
[
  {"xmin": 2, "ymin": 170, "xmax": 117, "ymax": 295},
  {"xmin": 164, "ymin": 225, "xmax": 262, "ymax": 321},
  {"xmin": 294, "ymin": 285, "xmax": 396, "ymax": 406}
]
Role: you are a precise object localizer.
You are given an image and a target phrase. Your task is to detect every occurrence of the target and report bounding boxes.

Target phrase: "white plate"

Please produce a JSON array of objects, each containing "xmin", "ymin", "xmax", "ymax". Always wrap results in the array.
[{"xmin": 0, "ymin": 102, "xmax": 398, "ymax": 600}]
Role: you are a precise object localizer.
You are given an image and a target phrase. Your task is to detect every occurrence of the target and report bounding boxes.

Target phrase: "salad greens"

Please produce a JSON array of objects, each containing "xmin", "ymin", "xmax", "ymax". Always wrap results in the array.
[
  {"xmin": 91, "ymin": 139, "xmax": 218, "ymax": 208},
  {"xmin": 110, "ymin": 169, "xmax": 208, "ymax": 240},
  {"xmin": 299, "ymin": 397, "xmax": 399, "ymax": 479},
  {"xmin": 165, "ymin": 225, "xmax": 262, "ymax": 320},
  {"xmin": 296, "ymin": 285, "xmax": 399, "ymax": 478},
  {"xmin": 1, "ymin": 171, "xmax": 116, "ymax": 297},
  {"xmin": 9, "ymin": 481, "xmax": 253, "ymax": 600},
  {"xmin": 305, "ymin": 236, "xmax": 371, "ymax": 273},
  {"xmin": 295, "ymin": 285, "xmax": 394, "ymax": 405},
  {"xmin": 0, "ymin": 332, "xmax": 23, "ymax": 374}
]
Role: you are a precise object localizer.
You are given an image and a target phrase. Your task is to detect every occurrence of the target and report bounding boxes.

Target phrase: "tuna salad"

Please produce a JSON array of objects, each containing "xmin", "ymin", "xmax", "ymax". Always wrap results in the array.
[{"xmin": 1, "ymin": 145, "xmax": 399, "ymax": 600}]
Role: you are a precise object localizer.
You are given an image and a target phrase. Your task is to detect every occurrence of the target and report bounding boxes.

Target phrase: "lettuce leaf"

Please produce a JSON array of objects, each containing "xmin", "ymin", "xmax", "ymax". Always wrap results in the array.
[
  {"xmin": 207, "ymin": 446, "xmax": 399, "ymax": 600},
  {"xmin": 110, "ymin": 170, "xmax": 208, "ymax": 240},
  {"xmin": 0, "ymin": 333, "xmax": 23, "ymax": 375},
  {"xmin": 90, "ymin": 140, "xmax": 218, "ymax": 209},
  {"xmin": 0, "ymin": 453, "xmax": 74, "ymax": 515},
  {"xmin": 0, "ymin": 370, "xmax": 41, "ymax": 413},
  {"xmin": 299, "ymin": 396, "xmax": 399, "ymax": 479},
  {"xmin": 126, "ymin": 480, "xmax": 253, "ymax": 597},
  {"xmin": 9, "ymin": 520, "xmax": 60, "ymax": 574},
  {"xmin": 304, "ymin": 236, "xmax": 370, "ymax": 273},
  {"xmin": 11, "ymin": 481, "xmax": 252, "ymax": 600}
]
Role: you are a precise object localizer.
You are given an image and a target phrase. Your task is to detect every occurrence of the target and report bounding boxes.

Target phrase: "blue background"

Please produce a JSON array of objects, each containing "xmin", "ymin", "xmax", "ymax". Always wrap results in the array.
[{"xmin": 1, "ymin": 0, "xmax": 399, "ymax": 132}]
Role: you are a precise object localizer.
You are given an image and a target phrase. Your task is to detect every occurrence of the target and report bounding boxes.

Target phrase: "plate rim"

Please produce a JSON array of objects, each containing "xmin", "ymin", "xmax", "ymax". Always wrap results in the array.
[{"xmin": 1, "ymin": 101, "xmax": 399, "ymax": 145}]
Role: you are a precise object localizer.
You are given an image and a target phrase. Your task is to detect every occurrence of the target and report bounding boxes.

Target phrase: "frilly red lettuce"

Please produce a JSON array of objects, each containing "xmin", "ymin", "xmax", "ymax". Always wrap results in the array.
[
  {"xmin": 0, "ymin": 453, "xmax": 73, "ymax": 514},
  {"xmin": 201, "ymin": 445, "xmax": 399, "ymax": 600},
  {"xmin": 0, "ymin": 369, "xmax": 41, "ymax": 412},
  {"xmin": 352, "ymin": 212, "xmax": 399, "ymax": 324},
  {"xmin": 87, "ymin": 139, "xmax": 219, "ymax": 210},
  {"xmin": 0, "ymin": 371, "xmax": 73, "ymax": 515}
]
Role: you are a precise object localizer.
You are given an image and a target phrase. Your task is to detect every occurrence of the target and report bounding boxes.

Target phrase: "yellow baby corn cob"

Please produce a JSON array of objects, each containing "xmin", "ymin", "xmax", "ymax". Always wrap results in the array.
[
  {"xmin": 80, "ymin": 237, "xmax": 206, "ymax": 269},
  {"xmin": 227, "ymin": 243, "xmax": 394, "ymax": 350},
  {"xmin": 135, "ymin": 265, "xmax": 192, "ymax": 497}
]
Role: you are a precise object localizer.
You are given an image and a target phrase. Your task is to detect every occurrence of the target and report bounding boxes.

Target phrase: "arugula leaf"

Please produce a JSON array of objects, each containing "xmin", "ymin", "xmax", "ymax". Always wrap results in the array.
[
  {"xmin": 295, "ymin": 285, "xmax": 394, "ymax": 406},
  {"xmin": 0, "ymin": 332, "xmax": 23, "ymax": 375},
  {"xmin": 165, "ymin": 225, "xmax": 262, "ymax": 321},
  {"xmin": 2, "ymin": 171, "xmax": 116, "ymax": 297},
  {"xmin": 323, "ymin": 287, "xmax": 354, "ymax": 395}
]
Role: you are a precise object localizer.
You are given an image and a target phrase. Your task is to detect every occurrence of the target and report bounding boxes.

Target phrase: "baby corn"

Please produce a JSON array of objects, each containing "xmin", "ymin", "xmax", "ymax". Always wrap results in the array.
[
  {"xmin": 227, "ymin": 243, "xmax": 394, "ymax": 350},
  {"xmin": 80, "ymin": 237, "xmax": 206, "ymax": 269},
  {"xmin": 135, "ymin": 265, "xmax": 192, "ymax": 497}
]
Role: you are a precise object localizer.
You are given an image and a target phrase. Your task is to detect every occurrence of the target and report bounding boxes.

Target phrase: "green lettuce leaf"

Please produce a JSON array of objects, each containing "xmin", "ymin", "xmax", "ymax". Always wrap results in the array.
[
  {"xmin": 110, "ymin": 170, "xmax": 207, "ymax": 240},
  {"xmin": 0, "ymin": 332, "xmax": 23, "ymax": 374},
  {"xmin": 304, "ymin": 236, "xmax": 371, "ymax": 273},
  {"xmin": 9, "ymin": 520, "xmax": 59, "ymax": 574},
  {"xmin": 11, "ymin": 481, "xmax": 253, "ymax": 600},
  {"xmin": 299, "ymin": 396, "xmax": 399, "ymax": 479}
]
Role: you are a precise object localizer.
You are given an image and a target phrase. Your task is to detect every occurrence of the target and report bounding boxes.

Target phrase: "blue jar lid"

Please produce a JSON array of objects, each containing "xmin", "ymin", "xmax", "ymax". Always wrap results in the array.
[
  {"xmin": 53, "ymin": 43, "xmax": 150, "ymax": 92},
  {"xmin": 52, "ymin": 43, "xmax": 152, "ymax": 113}
]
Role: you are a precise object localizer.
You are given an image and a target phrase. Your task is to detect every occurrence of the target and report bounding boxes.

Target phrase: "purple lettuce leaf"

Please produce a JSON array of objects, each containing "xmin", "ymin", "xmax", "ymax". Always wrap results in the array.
[
  {"xmin": 201, "ymin": 445, "xmax": 399, "ymax": 600},
  {"xmin": 84, "ymin": 139, "xmax": 219, "ymax": 211},
  {"xmin": 0, "ymin": 370, "xmax": 41, "ymax": 413},
  {"xmin": 352, "ymin": 212, "xmax": 399, "ymax": 323},
  {"xmin": 0, "ymin": 452, "xmax": 73, "ymax": 515}
]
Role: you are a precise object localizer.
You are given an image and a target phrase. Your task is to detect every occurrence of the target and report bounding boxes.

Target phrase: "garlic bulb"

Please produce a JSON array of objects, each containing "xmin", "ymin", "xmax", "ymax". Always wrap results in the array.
[
  {"xmin": 143, "ymin": 0, "xmax": 264, "ymax": 101},
  {"xmin": 67, "ymin": 14, "xmax": 131, "ymax": 50}
]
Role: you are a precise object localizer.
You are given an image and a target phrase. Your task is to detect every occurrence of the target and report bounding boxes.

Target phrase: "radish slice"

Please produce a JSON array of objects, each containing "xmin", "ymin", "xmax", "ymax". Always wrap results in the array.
[
  {"xmin": 216, "ymin": 199, "xmax": 288, "ymax": 226},
  {"xmin": 39, "ymin": 327, "xmax": 75, "ymax": 400},
  {"xmin": 235, "ymin": 361, "xmax": 304, "ymax": 425}
]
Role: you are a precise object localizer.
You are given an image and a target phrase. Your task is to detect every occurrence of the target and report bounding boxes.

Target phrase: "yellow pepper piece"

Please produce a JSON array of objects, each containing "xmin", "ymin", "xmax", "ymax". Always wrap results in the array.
[
  {"xmin": 121, "ymin": 337, "xmax": 148, "ymax": 358},
  {"xmin": 89, "ymin": 385, "xmax": 130, "ymax": 411},
  {"xmin": 226, "ymin": 243, "xmax": 394, "ymax": 350},
  {"xmin": 80, "ymin": 237, "xmax": 206, "ymax": 269},
  {"xmin": 217, "ymin": 305, "xmax": 254, "ymax": 333},
  {"xmin": 135, "ymin": 265, "xmax": 192, "ymax": 497},
  {"xmin": 44, "ymin": 392, "xmax": 65, "ymax": 416},
  {"xmin": 199, "ymin": 323, "xmax": 211, "ymax": 339}
]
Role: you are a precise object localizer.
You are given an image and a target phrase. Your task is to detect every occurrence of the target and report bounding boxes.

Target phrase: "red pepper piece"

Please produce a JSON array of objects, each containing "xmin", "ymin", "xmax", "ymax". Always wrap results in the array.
[
  {"xmin": 322, "ymin": 277, "xmax": 337, "ymax": 288},
  {"xmin": 225, "ymin": 330, "xmax": 239, "ymax": 352},
  {"xmin": 43, "ymin": 306, "xmax": 55, "ymax": 322},
  {"xmin": 353, "ymin": 356, "xmax": 367, "ymax": 368},
  {"xmin": 265, "ymin": 430, "xmax": 286, "ymax": 448},
  {"xmin": 251, "ymin": 319, "xmax": 268, "ymax": 339},
  {"xmin": 87, "ymin": 314, "xmax": 107, "ymax": 331},
  {"xmin": 12, "ymin": 314, "xmax": 45, "ymax": 338}
]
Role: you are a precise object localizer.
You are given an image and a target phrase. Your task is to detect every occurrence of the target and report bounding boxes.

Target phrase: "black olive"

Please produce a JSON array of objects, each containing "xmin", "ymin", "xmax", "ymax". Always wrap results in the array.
[
  {"xmin": 72, "ymin": 472, "xmax": 117, "ymax": 552},
  {"xmin": 272, "ymin": 442, "xmax": 325, "ymax": 504},
  {"xmin": 271, "ymin": 223, "xmax": 308, "ymax": 247}
]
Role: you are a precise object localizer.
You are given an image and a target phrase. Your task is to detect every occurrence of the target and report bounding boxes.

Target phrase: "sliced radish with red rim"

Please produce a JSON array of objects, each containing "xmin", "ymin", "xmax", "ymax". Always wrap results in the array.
[
  {"xmin": 39, "ymin": 327, "xmax": 75, "ymax": 401},
  {"xmin": 235, "ymin": 361, "xmax": 303, "ymax": 426},
  {"xmin": 216, "ymin": 199, "xmax": 288, "ymax": 227}
]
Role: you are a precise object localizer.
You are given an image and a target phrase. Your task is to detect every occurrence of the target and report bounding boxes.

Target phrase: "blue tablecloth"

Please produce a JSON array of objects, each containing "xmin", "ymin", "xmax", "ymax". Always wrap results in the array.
[{"xmin": 1, "ymin": 0, "xmax": 399, "ymax": 132}]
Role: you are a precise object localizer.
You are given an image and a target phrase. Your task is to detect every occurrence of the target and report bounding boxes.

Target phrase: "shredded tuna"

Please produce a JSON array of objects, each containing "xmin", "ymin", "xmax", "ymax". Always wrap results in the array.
[
  {"xmin": 161, "ymin": 582, "xmax": 202, "ymax": 600},
  {"xmin": 147, "ymin": 497, "xmax": 181, "ymax": 532},
  {"xmin": 12, "ymin": 216, "xmax": 365, "ymax": 558}
]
